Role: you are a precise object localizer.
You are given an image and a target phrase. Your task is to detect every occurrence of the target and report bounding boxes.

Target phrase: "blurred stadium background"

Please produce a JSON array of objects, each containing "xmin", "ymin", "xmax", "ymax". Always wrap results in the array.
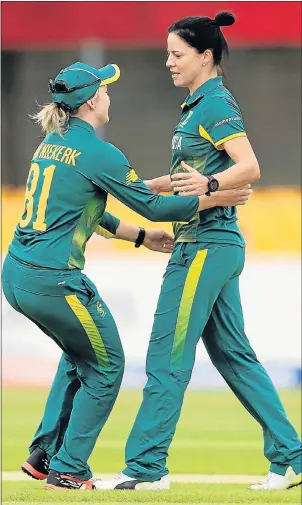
[{"xmin": 2, "ymin": 1, "xmax": 301, "ymax": 394}]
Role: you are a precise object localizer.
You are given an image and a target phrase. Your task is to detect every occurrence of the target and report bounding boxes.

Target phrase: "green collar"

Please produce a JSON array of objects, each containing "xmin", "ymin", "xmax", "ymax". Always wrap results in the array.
[
  {"xmin": 181, "ymin": 76, "xmax": 223, "ymax": 110},
  {"xmin": 69, "ymin": 117, "xmax": 96, "ymax": 135}
]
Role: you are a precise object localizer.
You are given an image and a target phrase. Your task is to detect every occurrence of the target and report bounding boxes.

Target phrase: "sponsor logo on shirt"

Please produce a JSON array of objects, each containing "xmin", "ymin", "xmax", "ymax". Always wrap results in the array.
[
  {"xmin": 178, "ymin": 110, "xmax": 193, "ymax": 128},
  {"xmin": 171, "ymin": 135, "xmax": 183, "ymax": 151},
  {"xmin": 126, "ymin": 169, "xmax": 139, "ymax": 185},
  {"xmin": 214, "ymin": 116, "xmax": 241, "ymax": 128},
  {"xmin": 96, "ymin": 301, "xmax": 106, "ymax": 317}
]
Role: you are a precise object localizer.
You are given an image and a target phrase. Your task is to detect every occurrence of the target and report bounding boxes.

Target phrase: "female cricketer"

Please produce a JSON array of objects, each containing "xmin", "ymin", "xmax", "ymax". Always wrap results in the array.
[
  {"xmin": 2, "ymin": 59, "xmax": 251, "ymax": 490},
  {"xmin": 96, "ymin": 12, "xmax": 301, "ymax": 492}
]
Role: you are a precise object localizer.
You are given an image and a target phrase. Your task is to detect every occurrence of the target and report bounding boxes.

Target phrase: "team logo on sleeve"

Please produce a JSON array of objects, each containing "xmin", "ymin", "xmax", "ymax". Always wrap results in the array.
[{"xmin": 126, "ymin": 169, "xmax": 139, "ymax": 185}]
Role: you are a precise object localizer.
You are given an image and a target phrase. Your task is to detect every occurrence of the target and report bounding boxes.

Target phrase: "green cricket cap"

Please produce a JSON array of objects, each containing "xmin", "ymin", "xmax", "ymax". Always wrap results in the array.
[{"xmin": 49, "ymin": 61, "xmax": 120, "ymax": 111}]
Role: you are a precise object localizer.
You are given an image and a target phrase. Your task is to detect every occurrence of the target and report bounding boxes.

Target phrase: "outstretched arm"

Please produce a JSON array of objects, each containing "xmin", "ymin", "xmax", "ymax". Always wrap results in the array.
[
  {"xmin": 95, "ymin": 212, "xmax": 174, "ymax": 254},
  {"xmin": 198, "ymin": 184, "xmax": 252, "ymax": 210},
  {"xmin": 144, "ymin": 175, "xmax": 172, "ymax": 194},
  {"xmin": 86, "ymin": 144, "xmax": 219, "ymax": 223}
]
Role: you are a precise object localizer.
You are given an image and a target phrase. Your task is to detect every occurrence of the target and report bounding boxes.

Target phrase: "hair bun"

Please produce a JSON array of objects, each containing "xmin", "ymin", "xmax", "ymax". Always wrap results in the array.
[{"xmin": 214, "ymin": 11, "xmax": 235, "ymax": 27}]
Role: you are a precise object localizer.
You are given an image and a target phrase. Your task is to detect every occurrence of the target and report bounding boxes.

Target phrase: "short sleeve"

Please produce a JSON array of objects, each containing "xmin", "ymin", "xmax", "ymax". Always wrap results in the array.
[{"xmin": 204, "ymin": 97, "xmax": 246, "ymax": 150}]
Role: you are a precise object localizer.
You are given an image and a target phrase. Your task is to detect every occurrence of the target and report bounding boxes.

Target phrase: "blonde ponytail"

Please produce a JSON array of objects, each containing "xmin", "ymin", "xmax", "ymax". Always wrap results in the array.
[{"xmin": 31, "ymin": 103, "xmax": 71, "ymax": 137}]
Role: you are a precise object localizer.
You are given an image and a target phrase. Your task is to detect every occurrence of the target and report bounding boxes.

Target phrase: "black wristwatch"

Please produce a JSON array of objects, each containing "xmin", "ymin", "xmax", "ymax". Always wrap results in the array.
[
  {"xmin": 134, "ymin": 227, "xmax": 146, "ymax": 248},
  {"xmin": 205, "ymin": 175, "xmax": 219, "ymax": 196}
]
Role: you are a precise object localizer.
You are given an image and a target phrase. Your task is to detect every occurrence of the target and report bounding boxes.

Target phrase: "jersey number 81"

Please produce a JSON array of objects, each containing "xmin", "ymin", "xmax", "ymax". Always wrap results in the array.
[{"xmin": 19, "ymin": 162, "xmax": 56, "ymax": 232}]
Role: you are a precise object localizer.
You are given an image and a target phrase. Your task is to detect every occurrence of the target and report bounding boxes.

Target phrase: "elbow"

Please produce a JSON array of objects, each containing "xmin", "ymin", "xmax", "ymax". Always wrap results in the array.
[
  {"xmin": 142, "ymin": 196, "xmax": 165, "ymax": 222},
  {"xmin": 250, "ymin": 159, "xmax": 261, "ymax": 182},
  {"xmin": 144, "ymin": 210, "xmax": 168, "ymax": 223},
  {"xmin": 146, "ymin": 212, "xmax": 163, "ymax": 223},
  {"xmin": 153, "ymin": 216, "xmax": 166, "ymax": 223},
  {"xmin": 140, "ymin": 208, "xmax": 158, "ymax": 222}
]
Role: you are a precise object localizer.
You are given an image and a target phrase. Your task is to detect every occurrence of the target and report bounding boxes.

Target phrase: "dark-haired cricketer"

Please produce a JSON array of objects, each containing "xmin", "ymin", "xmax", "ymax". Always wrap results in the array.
[{"xmin": 122, "ymin": 76, "xmax": 302, "ymax": 484}]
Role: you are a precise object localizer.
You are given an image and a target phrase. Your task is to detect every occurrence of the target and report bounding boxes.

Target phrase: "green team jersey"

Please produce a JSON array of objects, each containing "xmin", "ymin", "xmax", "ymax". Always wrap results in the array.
[
  {"xmin": 171, "ymin": 76, "xmax": 246, "ymax": 246},
  {"xmin": 10, "ymin": 117, "xmax": 199, "ymax": 270}
]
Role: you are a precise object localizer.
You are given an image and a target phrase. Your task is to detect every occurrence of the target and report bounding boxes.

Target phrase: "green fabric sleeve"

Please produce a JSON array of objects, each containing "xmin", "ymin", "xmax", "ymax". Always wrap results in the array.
[
  {"xmin": 84, "ymin": 143, "xmax": 199, "ymax": 223},
  {"xmin": 95, "ymin": 212, "xmax": 120, "ymax": 239}
]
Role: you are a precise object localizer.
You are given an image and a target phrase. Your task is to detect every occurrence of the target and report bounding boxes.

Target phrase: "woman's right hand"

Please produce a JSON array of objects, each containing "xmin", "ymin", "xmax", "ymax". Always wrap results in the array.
[
  {"xmin": 144, "ymin": 175, "xmax": 172, "ymax": 194},
  {"xmin": 214, "ymin": 184, "xmax": 253, "ymax": 206}
]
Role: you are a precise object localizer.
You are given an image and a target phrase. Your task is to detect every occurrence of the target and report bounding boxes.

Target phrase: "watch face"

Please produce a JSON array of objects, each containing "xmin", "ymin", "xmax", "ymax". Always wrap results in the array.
[{"xmin": 209, "ymin": 178, "xmax": 219, "ymax": 192}]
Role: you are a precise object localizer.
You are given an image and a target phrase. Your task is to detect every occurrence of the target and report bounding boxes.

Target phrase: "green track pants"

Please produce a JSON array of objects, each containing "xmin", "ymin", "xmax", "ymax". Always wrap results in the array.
[
  {"xmin": 2, "ymin": 252, "xmax": 124, "ymax": 480},
  {"xmin": 123, "ymin": 242, "xmax": 301, "ymax": 481}
]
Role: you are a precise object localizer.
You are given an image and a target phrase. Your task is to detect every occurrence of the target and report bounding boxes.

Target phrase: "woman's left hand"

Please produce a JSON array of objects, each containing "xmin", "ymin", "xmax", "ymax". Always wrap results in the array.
[
  {"xmin": 171, "ymin": 161, "xmax": 209, "ymax": 196},
  {"xmin": 143, "ymin": 229, "xmax": 174, "ymax": 253}
]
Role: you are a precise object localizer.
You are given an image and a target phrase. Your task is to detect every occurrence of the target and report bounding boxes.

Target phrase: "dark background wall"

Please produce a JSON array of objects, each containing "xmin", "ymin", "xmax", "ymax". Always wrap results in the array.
[{"xmin": 2, "ymin": 48, "xmax": 301, "ymax": 186}]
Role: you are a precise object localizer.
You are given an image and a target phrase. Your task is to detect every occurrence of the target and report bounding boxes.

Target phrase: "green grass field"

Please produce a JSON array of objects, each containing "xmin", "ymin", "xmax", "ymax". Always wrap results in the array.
[
  {"xmin": 2, "ymin": 481, "xmax": 301, "ymax": 505},
  {"xmin": 2, "ymin": 388, "xmax": 301, "ymax": 504}
]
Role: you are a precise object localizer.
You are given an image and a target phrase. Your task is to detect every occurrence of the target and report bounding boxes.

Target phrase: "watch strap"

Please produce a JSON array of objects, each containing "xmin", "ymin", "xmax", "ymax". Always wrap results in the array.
[{"xmin": 135, "ymin": 227, "xmax": 146, "ymax": 248}]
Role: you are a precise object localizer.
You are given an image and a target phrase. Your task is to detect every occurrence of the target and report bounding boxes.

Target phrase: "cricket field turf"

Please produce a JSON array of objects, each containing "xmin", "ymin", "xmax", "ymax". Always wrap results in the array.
[{"xmin": 2, "ymin": 388, "xmax": 301, "ymax": 504}]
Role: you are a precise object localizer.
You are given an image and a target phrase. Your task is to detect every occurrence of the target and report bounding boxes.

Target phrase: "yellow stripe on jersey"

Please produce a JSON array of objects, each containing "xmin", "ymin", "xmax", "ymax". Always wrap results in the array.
[
  {"xmin": 199, "ymin": 125, "xmax": 215, "ymax": 146},
  {"xmin": 215, "ymin": 132, "xmax": 247, "ymax": 150},
  {"xmin": 95, "ymin": 225, "xmax": 115, "ymax": 239}
]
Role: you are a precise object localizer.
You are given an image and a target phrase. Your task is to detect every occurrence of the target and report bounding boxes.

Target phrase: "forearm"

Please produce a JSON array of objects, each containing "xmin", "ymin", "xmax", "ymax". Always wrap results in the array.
[
  {"xmin": 115, "ymin": 221, "xmax": 140, "ymax": 243},
  {"xmin": 101, "ymin": 176, "xmax": 199, "ymax": 223},
  {"xmin": 197, "ymin": 194, "xmax": 217, "ymax": 211},
  {"xmin": 143, "ymin": 193, "xmax": 199, "ymax": 222},
  {"xmin": 98, "ymin": 222, "xmax": 174, "ymax": 256},
  {"xmin": 144, "ymin": 175, "xmax": 172, "ymax": 194},
  {"xmin": 96, "ymin": 213, "xmax": 142, "ymax": 243},
  {"xmin": 215, "ymin": 159, "xmax": 260, "ymax": 190},
  {"xmin": 149, "ymin": 192, "xmax": 224, "ymax": 217}
]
